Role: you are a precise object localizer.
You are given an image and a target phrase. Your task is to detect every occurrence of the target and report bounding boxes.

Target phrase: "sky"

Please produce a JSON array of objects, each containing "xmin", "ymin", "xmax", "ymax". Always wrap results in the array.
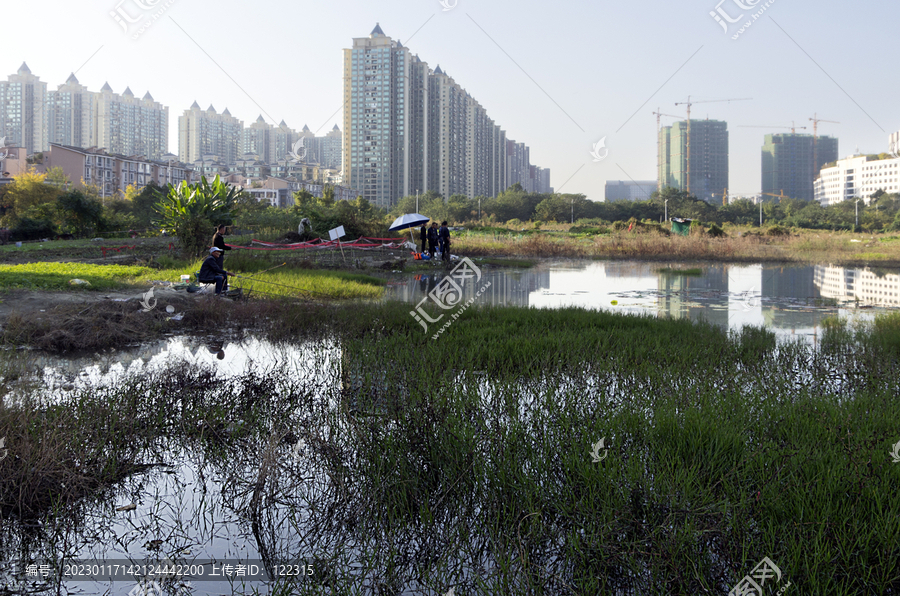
[{"xmin": 4, "ymin": 0, "xmax": 898, "ymax": 202}]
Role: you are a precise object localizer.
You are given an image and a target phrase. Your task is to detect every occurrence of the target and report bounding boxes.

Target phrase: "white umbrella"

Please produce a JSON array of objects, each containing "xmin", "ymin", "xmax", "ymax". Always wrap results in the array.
[{"xmin": 389, "ymin": 213, "xmax": 430, "ymax": 246}]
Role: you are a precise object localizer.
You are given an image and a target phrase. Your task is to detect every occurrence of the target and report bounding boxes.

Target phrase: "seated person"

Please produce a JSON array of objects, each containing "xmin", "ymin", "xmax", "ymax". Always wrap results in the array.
[{"xmin": 198, "ymin": 247, "xmax": 234, "ymax": 295}]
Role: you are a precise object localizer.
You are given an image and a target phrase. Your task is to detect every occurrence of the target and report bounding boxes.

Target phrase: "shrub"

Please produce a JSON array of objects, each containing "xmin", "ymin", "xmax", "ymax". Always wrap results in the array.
[
  {"xmin": 706, "ymin": 224, "xmax": 727, "ymax": 237},
  {"xmin": 766, "ymin": 225, "xmax": 789, "ymax": 237},
  {"xmin": 10, "ymin": 217, "xmax": 56, "ymax": 241}
]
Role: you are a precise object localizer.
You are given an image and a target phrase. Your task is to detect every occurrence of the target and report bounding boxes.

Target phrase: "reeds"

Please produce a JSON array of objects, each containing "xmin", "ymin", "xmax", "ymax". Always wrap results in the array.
[{"xmin": 2, "ymin": 306, "xmax": 899, "ymax": 594}]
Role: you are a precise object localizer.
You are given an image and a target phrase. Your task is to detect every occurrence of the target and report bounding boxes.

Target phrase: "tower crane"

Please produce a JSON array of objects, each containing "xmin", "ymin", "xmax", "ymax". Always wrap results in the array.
[
  {"xmin": 674, "ymin": 97, "xmax": 751, "ymax": 194},
  {"xmin": 808, "ymin": 113, "xmax": 839, "ymax": 174},
  {"xmin": 653, "ymin": 108, "xmax": 681, "ymax": 192}
]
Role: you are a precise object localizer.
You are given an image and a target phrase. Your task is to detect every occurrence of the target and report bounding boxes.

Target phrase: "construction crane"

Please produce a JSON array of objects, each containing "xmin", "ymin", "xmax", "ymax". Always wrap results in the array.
[
  {"xmin": 738, "ymin": 122, "xmax": 808, "ymax": 133},
  {"xmin": 674, "ymin": 97, "xmax": 752, "ymax": 194},
  {"xmin": 653, "ymin": 108, "xmax": 681, "ymax": 192},
  {"xmin": 809, "ymin": 113, "xmax": 839, "ymax": 174}
]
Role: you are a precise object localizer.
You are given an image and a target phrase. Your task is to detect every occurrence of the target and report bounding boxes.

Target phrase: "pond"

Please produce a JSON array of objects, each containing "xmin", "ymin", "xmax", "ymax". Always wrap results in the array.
[
  {"xmin": 384, "ymin": 260, "xmax": 900, "ymax": 341},
  {"xmin": 2, "ymin": 262, "xmax": 897, "ymax": 595}
]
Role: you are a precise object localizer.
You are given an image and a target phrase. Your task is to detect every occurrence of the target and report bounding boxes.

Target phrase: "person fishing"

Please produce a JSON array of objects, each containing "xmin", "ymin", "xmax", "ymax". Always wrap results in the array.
[
  {"xmin": 211, "ymin": 224, "xmax": 231, "ymax": 267},
  {"xmin": 199, "ymin": 247, "xmax": 234, "ymax": 296}
]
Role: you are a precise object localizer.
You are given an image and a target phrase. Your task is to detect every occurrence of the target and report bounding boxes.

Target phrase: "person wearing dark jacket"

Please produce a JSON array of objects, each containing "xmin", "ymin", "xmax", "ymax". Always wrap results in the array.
[
  {"xmin": 419, "ymin": 224, "xmax": 428, "ymax": 254},
  {"xmin": 426, "ymin": 222, "xmax": 439, "ymax": 259},
  {"xmin": 199, "ymin": 247, "xmax": 234, "ymax": 295},
  {"xmin": 439, "ymin": 221, "xmax": 451, "ymax": 261},
  {"xmin": 211, "ymin": 224, "xmax": 231, "ymax": 267}
]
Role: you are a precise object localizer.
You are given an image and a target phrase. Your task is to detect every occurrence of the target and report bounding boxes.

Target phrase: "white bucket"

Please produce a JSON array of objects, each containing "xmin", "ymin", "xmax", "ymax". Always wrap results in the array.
[{"xmin": 15, "ymin": 242, "xmax": 22, "ymax": 248}]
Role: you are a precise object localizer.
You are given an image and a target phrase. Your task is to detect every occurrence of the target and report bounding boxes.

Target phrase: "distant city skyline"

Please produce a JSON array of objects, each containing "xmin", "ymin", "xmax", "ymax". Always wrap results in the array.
[{"xmin": 2, "ymin": 0, "xmax": 899, "ymax": 202}]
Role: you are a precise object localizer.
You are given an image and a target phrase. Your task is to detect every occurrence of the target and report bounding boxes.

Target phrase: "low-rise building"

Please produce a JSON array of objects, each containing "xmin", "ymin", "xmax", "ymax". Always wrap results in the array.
[
  {"xmin": 605, "ymin": 180, "xmax": 656, "ymax": 202},
  {"xmin": 814, "ymin": 153, "xmax": 900, "ymax": 206},
  {"xmin": 43, "ymin": 143, "xmax": 195, "ymax": 198}
]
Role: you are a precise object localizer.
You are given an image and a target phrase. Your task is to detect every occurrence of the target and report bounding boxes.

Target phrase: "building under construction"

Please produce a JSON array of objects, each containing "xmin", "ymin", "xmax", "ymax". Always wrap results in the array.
[
  {"xmin": 761, "ymin": 133, "xmax": 838, "ymax": 201},
  {"xmin": 658, "ymin": 119, "xmax": 729, "ymax": 204}
]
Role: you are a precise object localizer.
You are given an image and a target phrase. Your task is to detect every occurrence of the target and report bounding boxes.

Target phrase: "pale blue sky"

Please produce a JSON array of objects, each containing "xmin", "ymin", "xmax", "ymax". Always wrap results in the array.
[{"xmin": 5, "ymin": 0, "xmax": 897, "ymax": 201}]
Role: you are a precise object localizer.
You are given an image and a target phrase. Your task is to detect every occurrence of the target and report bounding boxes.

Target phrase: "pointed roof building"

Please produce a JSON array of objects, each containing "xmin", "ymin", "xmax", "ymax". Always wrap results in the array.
[
  {"xmin": 371, "ymin": 23, "xmax": 385, "ymax": 37},
  {"xmin": 142, "ymin": 91, "xmax": 154, "ymax": 101},
  {"xmin": 17, "ymin": 62, "xmax": 31, "ymax": 75},
  {"xmin": 65, "ymin": 73, "xmax": 79, "ymax": 85},
  {"xmin": 101, "ymin": 82, "xmax": 113, "ymax": 92},
  {"xmin": 190, "ymin": 100, "xmax": 201, "ymax": 109}
]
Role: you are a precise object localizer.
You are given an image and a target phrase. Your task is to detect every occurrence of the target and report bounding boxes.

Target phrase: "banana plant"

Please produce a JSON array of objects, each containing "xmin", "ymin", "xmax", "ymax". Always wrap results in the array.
[{"xmin": 153, "ymin": 175, "xmax": 239, "ymax": 257}]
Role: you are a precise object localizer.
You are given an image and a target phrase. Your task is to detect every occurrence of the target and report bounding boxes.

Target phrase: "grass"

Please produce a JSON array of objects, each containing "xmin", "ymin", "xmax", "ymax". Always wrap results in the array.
[
  {"xmin": 655, "ymin": 266, "xmax": 704, "ymax": 276},
  {"xmin": 0, "ymin": 260, "xmax": 385, "ymax": 300},
  {"xmin": 1, "ymin": 306, "xmax": 899, "ymax": 594},
  {"xmin": 451, "ymin": 227, "xmax": 900, "ymax": 266}
]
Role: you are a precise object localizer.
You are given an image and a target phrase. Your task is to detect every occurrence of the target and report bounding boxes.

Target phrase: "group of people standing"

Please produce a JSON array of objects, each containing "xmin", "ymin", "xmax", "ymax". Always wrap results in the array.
[{"xmin": 420, "ymin": 221, "xmax": 451, "ymax": 261}]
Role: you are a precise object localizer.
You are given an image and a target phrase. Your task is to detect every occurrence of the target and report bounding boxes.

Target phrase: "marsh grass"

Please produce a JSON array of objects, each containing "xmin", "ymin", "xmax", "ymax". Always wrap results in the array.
[
  {"xmin": 2, "ymin": 306, "xmax": 900, "ymax": 594},
  {"xmin": 454, "ymin": 229, "xmax": 900, "ymax": 266}
]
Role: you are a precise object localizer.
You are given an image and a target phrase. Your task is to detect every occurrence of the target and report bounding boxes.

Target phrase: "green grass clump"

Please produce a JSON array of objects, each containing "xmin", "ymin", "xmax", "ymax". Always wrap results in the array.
[
  {"xmin": 655, "ymin": 266, "xmax": 704, "ymax": 276},
  {"xmin": 0, "ymin": 260, "xmax": 384, "ymax": 300},
  {"xmin": 0, "ymin": 262, "xmax": 152, "ymax": 290}
]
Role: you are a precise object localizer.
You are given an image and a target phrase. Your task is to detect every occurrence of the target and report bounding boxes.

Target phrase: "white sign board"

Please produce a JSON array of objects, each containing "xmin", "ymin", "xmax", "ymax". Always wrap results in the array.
[{"xmin": 328, "ymin": 226, "xmax": 346, "ymax": 241}]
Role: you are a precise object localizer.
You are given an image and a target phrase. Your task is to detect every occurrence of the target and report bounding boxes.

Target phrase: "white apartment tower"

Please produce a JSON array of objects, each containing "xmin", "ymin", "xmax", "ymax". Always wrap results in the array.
[
  {"xmin": 243, "ymin": 115, "xmax": 274, "ymax": 163},
  {"xmin": 0, "ymin": 63, "xmax": 48, "ymax": 155},
  {"xmin": 343, "ymin": 24, "xmax": 410, "ymax": 209},
  {"xmin": 178, "ymin": 102, "xmax": 243, "ymax": 164},
  {"xmin": 343, "ymin": 25, "xmax": 548, "ymax": 209},
  {"xmin": 48, "ymin": 73, "xmax": 97, "ymax": 149},
  {"xmin": 94, "ymin": 83, "xmax": 168, "ymax": 160}
]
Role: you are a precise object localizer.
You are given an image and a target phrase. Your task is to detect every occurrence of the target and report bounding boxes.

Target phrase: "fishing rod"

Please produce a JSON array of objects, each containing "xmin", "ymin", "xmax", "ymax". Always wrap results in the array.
[{"xmin": 233, "ymin": 273, "xmax": 316, "ymax": 297}]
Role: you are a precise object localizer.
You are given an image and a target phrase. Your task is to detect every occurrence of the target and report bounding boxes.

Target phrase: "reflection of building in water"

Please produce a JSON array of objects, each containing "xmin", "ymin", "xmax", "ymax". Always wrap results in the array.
[
  {"xmin": 814, "ymin": 265, "xmax": 900, "ymax": 306},
  {"xmin": 657, "ymin": 265, "xmax": 729, "ymax": 327},
  {"xmin": 388, "ymin": 267, "xmax": 550, "ymax": 308},
  {"xmin": 760, "ymin": 265, "xmax": 829, "ymax": 330},
  {"xmin": 603, "ymin": 262, "xmax": 655, "ymax": 278}
]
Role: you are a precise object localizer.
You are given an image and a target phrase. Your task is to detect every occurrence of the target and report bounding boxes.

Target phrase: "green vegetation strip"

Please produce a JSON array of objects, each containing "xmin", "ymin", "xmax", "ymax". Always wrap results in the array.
[{"xmin": 0, "ymin": 261, "xmax": 384, "ymax": 299}]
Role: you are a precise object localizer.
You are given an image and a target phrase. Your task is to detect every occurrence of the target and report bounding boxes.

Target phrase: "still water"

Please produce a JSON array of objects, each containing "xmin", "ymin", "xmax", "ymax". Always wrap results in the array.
[{"xmin": 385, "ymin": 260, "xmax": 900, "ymax": 341}]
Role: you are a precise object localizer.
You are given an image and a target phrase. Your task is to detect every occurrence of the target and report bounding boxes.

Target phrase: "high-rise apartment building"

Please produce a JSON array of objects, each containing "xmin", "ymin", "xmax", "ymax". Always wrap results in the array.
[
  {"xmin": 0, "ymin": 63, "xmax": 48, "ymax": 155},
  {"xmin": 343, "ymin": 25, "xmax": 547, "ymax": 209},
  {"xmin": 178, "ymin": 102, "xmax": 243, "ymax": 164},
  {"xmin": 47, "ymin": 73, "xmax": 97, "ymax": 149},
  {"xmin": 761, "ymin": 133, "xmax": 837, "ymax": 201},
  {"xmin": 659, "ymin": 119, "xmax": 728, "ymax": 203},
  {"xmin": 243, "ymin": 115, "xmax": 274, "ymax": 164},
  {"xmin": 94, "ymin": 83, "xmax": 168, "ymax": 160}
]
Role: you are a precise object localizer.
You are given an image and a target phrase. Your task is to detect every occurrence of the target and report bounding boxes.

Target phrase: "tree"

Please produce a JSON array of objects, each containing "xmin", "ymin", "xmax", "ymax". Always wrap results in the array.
[
  {"xmin": 57, "ymin": 190, "xmax": 105, "ymax": 237},
  {"xmin": 154, "ymin": 175, "xmax": 240, "ymax": 257},
  {"xmin": 2, "ymin": 168, "xmax": 61, "ymax": 225}
]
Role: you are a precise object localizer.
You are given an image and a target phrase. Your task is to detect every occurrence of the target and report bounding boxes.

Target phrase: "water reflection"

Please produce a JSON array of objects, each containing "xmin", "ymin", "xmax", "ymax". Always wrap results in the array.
[{"xmin": 385, "ymin": 261, "xmax": 900, "ymax": 340}]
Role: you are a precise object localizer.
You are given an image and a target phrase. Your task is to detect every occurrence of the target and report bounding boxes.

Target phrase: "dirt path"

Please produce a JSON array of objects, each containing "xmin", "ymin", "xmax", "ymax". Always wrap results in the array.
[{"xmin": 0, "ymin": 286, "xmax": 199, "ymax": 319}]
